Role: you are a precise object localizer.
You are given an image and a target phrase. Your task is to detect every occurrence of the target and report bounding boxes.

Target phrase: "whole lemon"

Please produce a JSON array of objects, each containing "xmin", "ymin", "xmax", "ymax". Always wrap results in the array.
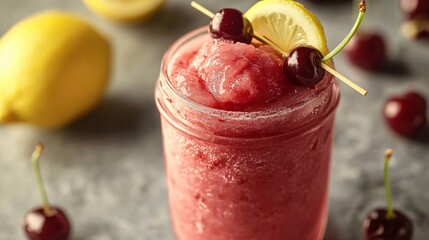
[
  {"xmin": 82, "ymin": 0, "xmax": 166, "ymax": 24},
  {"xmin": 0, "ymin": 11, "xmax": 111, "ymax": 128}
]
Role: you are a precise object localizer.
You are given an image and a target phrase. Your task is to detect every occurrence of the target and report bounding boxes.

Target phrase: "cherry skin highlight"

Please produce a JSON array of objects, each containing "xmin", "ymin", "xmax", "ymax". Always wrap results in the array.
[
  {"xmin": 345, "ymin": 31, "xmax": 386, "ymax": 70},
  {"xmin": 363, "ymin": 209, "xmax": 413, "ymax": 240},
  {"xmin": 384, "ymin": 91, "xmax": 427, "ymax": 138},
  {"xmin": 283, "ymin": 46, "xmax": 325, "ymax": 87},
  {"xmin": 209, "ymin": 8, "xmax": 253, "ymax": 44}
]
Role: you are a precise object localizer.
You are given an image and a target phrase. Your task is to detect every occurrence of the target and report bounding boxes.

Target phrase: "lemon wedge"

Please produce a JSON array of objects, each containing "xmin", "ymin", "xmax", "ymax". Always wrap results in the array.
[
  {"xmin": 244, "ymin": 0, "xmax": 329, "ymax": 56},
  {"xmin": 82, "ymin": 0, "xmax": 166, "ymax": 24}
]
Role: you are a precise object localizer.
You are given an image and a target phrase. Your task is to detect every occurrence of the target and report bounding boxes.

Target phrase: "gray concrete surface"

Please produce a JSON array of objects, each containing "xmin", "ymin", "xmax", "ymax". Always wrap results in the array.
[{"xmin": 0, "ymin": 0, "xmax": 428, "ymax": 239}]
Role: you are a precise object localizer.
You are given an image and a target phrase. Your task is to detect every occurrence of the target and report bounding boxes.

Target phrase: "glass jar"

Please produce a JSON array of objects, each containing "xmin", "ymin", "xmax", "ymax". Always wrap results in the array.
[{"xmin": 155, "ymin": 27, "xmax": 340, "ymax": 240}]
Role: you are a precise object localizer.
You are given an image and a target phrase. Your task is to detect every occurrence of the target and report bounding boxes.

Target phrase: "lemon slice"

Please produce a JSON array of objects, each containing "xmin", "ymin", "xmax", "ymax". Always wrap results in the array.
[
  {"xmin": 244, "ymin": 0, "xmax": 329, "ymax": 56},
  {"xmin": 82, "ymin": 0, "xmax": 165, "ymax": 24}
]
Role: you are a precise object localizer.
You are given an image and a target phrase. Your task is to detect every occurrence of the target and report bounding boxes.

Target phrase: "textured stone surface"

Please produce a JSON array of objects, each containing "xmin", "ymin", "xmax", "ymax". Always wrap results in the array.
[{"xmin": 0, "ymin": 0, "xmax": 428, "ymax": 239}]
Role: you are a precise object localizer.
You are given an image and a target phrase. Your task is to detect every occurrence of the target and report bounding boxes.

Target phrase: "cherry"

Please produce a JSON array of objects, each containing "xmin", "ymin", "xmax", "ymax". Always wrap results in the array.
[
  {"xmin": 209, "ymin": 8, "xmax": 253, "ymax": 44},
  {"xmin": 364, "ymin": 209, "xmax": 413, "ymax": 240},
  {"xmin": 363, "ymin": 149, "xmax": 413, "ymax": 240},
  {"xmin": 23, "ymin": 207, "xmax": 71, "ymax": 240},
  {"xmin": 345, "ymin": 31, "xmax": 386, "ymax": 70},
  {"xmin": 400, "ymin": 0, "xmax": 429, "ymax": 19},
  {"xmin": 280, "ymin": 1, "xmax": 368, "ymax": 91},
  {"xmin": 23, "ymin": 144, "xmax": 71, "ymax": 240},
  {"xmin": 283, "ymin": 46, "xmax": 325, "ymax": 87},
  {"xmin": 384, "ymin": 91, "xmax": 427, "ymax": 138}
]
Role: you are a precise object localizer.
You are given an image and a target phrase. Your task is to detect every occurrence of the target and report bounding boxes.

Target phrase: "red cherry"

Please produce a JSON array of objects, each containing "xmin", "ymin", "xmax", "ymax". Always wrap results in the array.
[
  {"xmin": 23, "ymin": 207, "xmax": 71, "ymax": 240},
  {"xmin": 24, "ymin": 145, "xmax": 71, "ymax": 240},
  {"xmin": 384, "ymin": 91, "xmax": 427, "ymax": 138},
  {"xmin": 209, "ymin": 8, "xmax": 253, "ymax": 43},
  {"xmin": 363, "ymin": 150, "xmax": 414, "ymax": 240},
  {"xmin": 400, "ymin": 0, "xmax": 429, "ymax": 19},
  {"xmin": 345, "ymin": 31, "xmax": 386, "ymax": 70},
  {"xmin": 283, "ymin": 46, "xmax": 325, "ymax": 87},
  {"xmin": 363, "ymin": 209, "xmax": 413, "ymax": 240}
]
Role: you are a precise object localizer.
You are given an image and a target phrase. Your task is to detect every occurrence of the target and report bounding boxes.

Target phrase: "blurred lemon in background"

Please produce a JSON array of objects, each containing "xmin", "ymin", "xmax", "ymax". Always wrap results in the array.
[
  {"xmin": 82, "ymin": 0, "xmax": 166, "ymax": 24},
  {"xmin": 0, "ymin": 11, "xmax": 111, "ymax": 128}
]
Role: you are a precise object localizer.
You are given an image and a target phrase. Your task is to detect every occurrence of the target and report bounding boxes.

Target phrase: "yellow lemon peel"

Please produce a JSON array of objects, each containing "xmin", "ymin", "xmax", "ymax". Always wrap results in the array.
[{"xmin": 0, "ymin": 11, "xmax": 111, "ymax": 128}]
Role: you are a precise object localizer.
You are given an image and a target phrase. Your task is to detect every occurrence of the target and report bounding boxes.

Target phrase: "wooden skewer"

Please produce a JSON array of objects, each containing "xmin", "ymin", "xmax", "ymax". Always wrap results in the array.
[
  {"xmin": 191, "ymin": 1, "xmax": 214, "ymax": 18},
  {"xmin": 321, "ymin": 63, "xmax": 368, "ymax": 96},
  {"xmin": 257, "ymin": 35, "xmax": 287, "ymax": 54},
  {"xmin": 191, "ymin": 1, "xmax": 368, "ymax": 96}
]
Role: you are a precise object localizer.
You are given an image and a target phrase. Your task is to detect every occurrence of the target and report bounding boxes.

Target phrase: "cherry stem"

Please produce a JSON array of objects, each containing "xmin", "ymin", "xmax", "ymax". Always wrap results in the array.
[
  {"xmin": 31, "ymin": 144, "xmax": 52, "ymax": 216},
  {"xmin": 384, "ymin": 149, "xmax": 395, "ymax": 219},
  {"xmin": 321, "ymin": 0, "xmax": 366, "ymax": 62}
]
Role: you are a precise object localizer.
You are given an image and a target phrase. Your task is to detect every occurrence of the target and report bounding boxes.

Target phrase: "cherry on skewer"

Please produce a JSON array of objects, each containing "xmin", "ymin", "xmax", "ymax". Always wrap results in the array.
[
  {"xmin": 283, "ymin": 1, "xmax": 367, "ymax": 89},
  {"xmin": 209, "ymin": 8, "xmax": 253, "ymax": 44},
  {"xmin": 363, "ymin": 149, "xmax": 413, "ymax": 240},
  {"xmin": 283, "ymin": 46, "xmax": 325, "ymax": 87},
  {"xmin": 23, "ymin": 144, "xmax": 71, "ymax": 240}
]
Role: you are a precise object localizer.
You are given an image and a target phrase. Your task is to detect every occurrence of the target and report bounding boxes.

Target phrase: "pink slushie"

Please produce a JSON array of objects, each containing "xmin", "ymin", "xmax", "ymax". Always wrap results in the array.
[{"xmin": 155, "ymin": 27, "xmax": 340, "ymax": 240}]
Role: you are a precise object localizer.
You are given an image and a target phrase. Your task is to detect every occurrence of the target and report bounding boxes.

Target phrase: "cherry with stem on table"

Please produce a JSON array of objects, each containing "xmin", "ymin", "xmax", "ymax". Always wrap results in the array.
[
  {"xmin": 363, "ymin": 149, "xmax": 413, "ymax": 240},
  {"xmin": 23, "ymin": 144, "xmax": 71, "ymax": 240}
]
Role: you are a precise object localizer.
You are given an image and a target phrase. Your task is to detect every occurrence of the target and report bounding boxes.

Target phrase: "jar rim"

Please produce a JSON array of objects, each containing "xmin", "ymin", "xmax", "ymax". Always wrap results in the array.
[{"xmin": 156, "ymin": 26, "xmax": 340, "ymax": 143}]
